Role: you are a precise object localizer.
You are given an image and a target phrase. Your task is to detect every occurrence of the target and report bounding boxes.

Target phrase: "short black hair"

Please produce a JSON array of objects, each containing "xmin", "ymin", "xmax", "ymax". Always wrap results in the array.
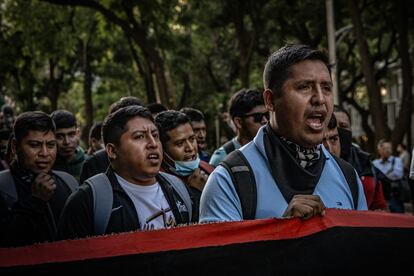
[
  {"xmin": 102, "ymin": 106, "xmax": 153, "ymax": 146},
  {"xmin": 50, "ymin": 110, "xmax": 77, "ymax": 129},
  {"xmin": 155, "ymin": 110, "xmax": 190, "ymax": 145},
  {"xmin": 180, "ymin": 107, "xmax": 205, "ymax": 122},
  {"xmin": 1, "ymin": 105, "xmax": 14, "ymax": 115},
  {"xmin": 89, "ymin": 122, "xmax": 103, "ymax": 141},
  {"xmin": 377, "ymin": 139, "xmax": 391, "ymax": 148},
  {"xmin": 229, "ymin": 88, "xmax": 264, "ymax": 119},
  {"xmin": 327, "ymin": 113, "xmax": 337, "ymax": 130},
  {"xmin": 263, "ymin": 44, "xmax": 331, "ymax": 95},
  {"xmin": 333, "ymin": 105, "xmax": 352, "ymax": 124},
  {"xmin": 14, "ymin": 111, "xmax": 56, "ymax": 144},
  {"xmin": 0, "ymin": 129, "xmax": 11, "ymax": 141},
  {"xmin": 147, "ymin": 102, "xmax": 168, "ymax": 115},
  {"xmin": 109, "ymin": 96, "xmax": 144, "ymax": 114}
]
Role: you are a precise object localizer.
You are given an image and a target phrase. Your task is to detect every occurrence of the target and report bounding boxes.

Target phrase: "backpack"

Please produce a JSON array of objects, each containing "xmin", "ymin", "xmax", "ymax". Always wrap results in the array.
[
  {"xmin": 85, "ymin": 172, "xmax": 193, "ymax": 235},
  {"xmin": 0, "ymin": 170, "xmax": 78, "ymax": 209},
  {"xmin": 222, "ymin": 140, "xmax": 236, "ymax": 155},
  {"xmin": 220, "ymin": 150, "xmax": 359, "ymax": 220}
]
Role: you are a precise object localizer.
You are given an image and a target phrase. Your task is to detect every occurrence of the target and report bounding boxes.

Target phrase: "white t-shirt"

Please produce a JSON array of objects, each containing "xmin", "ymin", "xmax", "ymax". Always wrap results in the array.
[{"xmin": 116, "ymin": 174, "xmax": 176, "ymax": 231}]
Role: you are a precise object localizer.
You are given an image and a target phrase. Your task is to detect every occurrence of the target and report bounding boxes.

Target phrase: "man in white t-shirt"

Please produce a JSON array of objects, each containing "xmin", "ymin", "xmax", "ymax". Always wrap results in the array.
[{"xmin": 58, "ymin": 106, "xmax": 194, "ymax": 240}]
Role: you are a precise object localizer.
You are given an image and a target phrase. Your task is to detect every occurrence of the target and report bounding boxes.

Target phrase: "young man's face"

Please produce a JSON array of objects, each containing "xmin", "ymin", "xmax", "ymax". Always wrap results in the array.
[
  {"xmin": 323, "ymin": 127, "xmax": 341, "ymax": 157},
  {"xmin": 334, "ymin": 111, "xmax": 351, "ymax": 131},
  {"xmin": 55, "ymin": 127, "xmax": 79, "ymax": 161},
  {"xmin": 238, "ymin": 104, "xmax": 268, "ymax": 141},
  {"xmin": 265, "ymin": 60, "xmax": 333, "ymax": 148},
  {"xmin": 90, "ymin": 137, "xmax": 104, "ymax": 153},
  {"xmin": 190, "ymin": 120, "xmax": 207, "ymax": 151},
  {"xmin": 110, "ymin": 117, "xmax": 162, "ymax": 185},
  {"xmin": 14, "ymin": 130, "xmax": 57, "ymax": 174},
  {"xmin": 165, "ymin": 123, "xmax": 198, "ymax": 162}
]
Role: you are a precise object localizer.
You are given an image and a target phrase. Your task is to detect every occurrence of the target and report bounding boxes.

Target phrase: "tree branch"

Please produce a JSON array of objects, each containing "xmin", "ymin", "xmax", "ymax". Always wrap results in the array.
[{"xmin": 41, "ymin": 0, "xmax": 132, "ymax": 33}]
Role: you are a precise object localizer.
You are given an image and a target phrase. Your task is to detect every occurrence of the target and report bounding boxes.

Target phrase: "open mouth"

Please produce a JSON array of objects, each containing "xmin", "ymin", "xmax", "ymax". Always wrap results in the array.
[
  {"xmin": 183, "ymin": 154, "xmax": 196, "ymax": 161},
  {"xmin": 148, "ymin": 153, "xmax": 160, "ymax": 160},
  {"xmin": 306, "ymin": 112, "xmax": 326, "ymax": 131}
]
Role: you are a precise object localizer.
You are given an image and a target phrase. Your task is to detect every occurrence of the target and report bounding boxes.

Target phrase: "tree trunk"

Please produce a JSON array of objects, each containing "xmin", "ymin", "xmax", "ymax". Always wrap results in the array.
[
  {"xmin": 41, "ymin": 0, "xmax": 172, "ymax": 107},
  {"xmin": 48, "ymin": 59, "xmax": 59, "ymax": 112},
  {"xmin": 348, "ymin": 0, "xmax": 390, "ymax": 143},
  {"xmin": 391, "ymin": 0, "xmax": 412, "ymax": 150},
  {"xmin": 178, "ymin": 73, "xmax": 191, "ymax": 109},
  {"xmin": 82, "ymin": 39, "xmax": 94, "ymax": 147},
  {"xmin": 232, "ymin": 3, "xmax": 254, "ymax": 88},
  {"xmin": 126, "ymin": 35, "xmax": 156, "ymax": 103}
]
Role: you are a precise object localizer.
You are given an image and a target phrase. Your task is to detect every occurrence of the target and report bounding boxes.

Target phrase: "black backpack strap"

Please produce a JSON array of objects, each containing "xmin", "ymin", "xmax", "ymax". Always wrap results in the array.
[
  {"xmin": 85, "ymin": 173, "xmax": 113, "ymax": 235},
  {"xmin": 222, "ymin": 140, "xmax": 236, "ymax": 155},
  {"xmin": 332, "ymin": 155, "xmax": 359, "ymax": 209},
  {"xmin": 52, "ymin": 170, "xmax": 78, "ymax": 193},
  {"xmin": 158, "ymin": 172, "xmax": 192, "ymax": 223},
  {"xmin": 220, "ymin": 150, "xmax": 257, "ymax": 220},
  {"xmin": 0, "ymin": 170, "xmax": 18, "ymax": 209}
]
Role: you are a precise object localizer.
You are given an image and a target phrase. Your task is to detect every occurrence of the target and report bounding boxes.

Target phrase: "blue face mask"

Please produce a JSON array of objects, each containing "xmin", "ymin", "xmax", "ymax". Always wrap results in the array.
[{"xmin": 174, "ymin": 157, "xmax": 200, "ymax": 176}]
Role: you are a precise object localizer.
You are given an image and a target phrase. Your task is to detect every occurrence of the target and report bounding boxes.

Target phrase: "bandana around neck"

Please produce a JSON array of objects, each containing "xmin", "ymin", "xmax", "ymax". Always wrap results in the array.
[
  {"xmin": 279, "ymin": 137, "xmax": 321, "ymax": 168},
  {"xmin": 263, "ymin": 124, "xmax": 325, "ymax": 203}
]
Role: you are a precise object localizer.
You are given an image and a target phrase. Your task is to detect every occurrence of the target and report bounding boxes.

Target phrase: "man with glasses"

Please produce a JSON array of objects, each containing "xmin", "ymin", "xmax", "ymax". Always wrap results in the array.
[{"xmin": 209, "ymin": 88, "xmax": 268, "ymax": 167}]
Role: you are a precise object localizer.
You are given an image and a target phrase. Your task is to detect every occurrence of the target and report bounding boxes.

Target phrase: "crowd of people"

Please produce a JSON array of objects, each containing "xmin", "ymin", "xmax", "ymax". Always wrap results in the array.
[{"xmin": 0, "ymin": 44, "xmax": 413, "ymax": 248}]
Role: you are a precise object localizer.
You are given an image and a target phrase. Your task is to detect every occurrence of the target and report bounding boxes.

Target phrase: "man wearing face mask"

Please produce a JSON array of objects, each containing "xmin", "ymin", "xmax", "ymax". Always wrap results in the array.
[
  {"xmin": 155, "ymin": 110, "xmax": 214, "ymax": 221},
  {"xmin": 333, "ymin": 105, "xmax": 387, "ymax": 211}
]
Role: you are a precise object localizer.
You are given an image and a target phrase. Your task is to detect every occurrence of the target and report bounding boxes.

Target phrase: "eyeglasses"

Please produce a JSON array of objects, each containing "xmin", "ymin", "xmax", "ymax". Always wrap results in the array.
[{"xmin": 242, "ymin": 112, "xmax": 270, "ymax": 123}]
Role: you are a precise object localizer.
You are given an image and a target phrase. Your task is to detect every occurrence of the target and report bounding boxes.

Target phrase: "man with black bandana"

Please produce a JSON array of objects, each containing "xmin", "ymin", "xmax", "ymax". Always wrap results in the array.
[
  {"xmin": 333, "ymin": 105, "xmax": 387, "ymax": 211},
  {"xmin": 200, "ymin": 44, "xmax": 367, "ymax": 222}
]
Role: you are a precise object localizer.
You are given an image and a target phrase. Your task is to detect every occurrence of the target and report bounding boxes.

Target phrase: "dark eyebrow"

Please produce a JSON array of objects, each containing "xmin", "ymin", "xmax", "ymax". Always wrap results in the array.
[
  {"xmin": 174, "ymin": 138, "xmax": 186, "ymax": 144},
  {"xmin": 321, "ymin": 81, "xmax": 333, "ymax": 87},
  {"xmin": 27, "ymin": 139, "xmax": 57, "ymax": 144}
]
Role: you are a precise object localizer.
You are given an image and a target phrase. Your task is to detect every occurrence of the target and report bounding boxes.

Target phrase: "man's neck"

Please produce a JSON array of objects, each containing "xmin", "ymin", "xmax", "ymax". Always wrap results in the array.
[{"xmin": 236, "ymin": 135, "xmax": 251, "ymax": 147}]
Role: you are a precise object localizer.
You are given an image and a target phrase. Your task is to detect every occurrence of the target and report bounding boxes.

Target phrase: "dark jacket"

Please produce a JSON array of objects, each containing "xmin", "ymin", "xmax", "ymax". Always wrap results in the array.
[
  {"xmin": 79, "ymin": 149, "xmax": 109, "ymax": 183},
  {"xmin": 161, "ymin": 160, "xmax": 214, "ymax": 221},
  {"xmin": 53, "ymin": 146, "xmax": 86, "ymax": 180},
  {"xmin": 0, "ymin": 169, "xmax": 75, "ymax": 247},
  {"xmin": 57, "ymin": 168, "xmax": 194, "ymax": 241}
]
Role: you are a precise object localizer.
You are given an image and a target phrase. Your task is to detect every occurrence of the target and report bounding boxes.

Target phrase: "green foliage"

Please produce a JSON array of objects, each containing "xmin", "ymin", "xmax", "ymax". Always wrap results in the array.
[{"xmin": 1, "ymin": 0, "xmax": 413, "ymax": 148}]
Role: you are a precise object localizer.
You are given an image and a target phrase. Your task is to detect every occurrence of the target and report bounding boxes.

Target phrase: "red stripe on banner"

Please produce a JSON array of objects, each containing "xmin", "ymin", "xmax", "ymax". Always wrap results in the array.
[{"xmin": 1, "ymin": 209, "xmax": 414, "ymax": 267}]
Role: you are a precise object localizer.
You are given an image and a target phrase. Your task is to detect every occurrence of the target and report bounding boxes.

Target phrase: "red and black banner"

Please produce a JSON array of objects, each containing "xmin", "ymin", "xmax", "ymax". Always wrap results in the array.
[{"xmin": 1, "ymin": 209, "xmax": 414, "ymax": 274}]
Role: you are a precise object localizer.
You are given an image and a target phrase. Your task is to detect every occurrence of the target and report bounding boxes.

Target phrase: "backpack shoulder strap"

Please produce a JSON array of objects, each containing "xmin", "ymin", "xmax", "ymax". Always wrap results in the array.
[
  {"xmin": 159, "ymin": 172, "xmax": 192, "ymax": 221},
  {"xmin": 220, "ymin": 150, "xmax": 257, "ymax": 220},
  {"xmin": 332, "ymin": 155, "xmax": 359, "ymax": 209},
  {"xmin": 0, "ymin": 170, "xmax": 18, "ymax": 207},
  {"xmin": 52, "ymin": 170, "xmax": 78, "ymax": 193},
  {"xmin": 85, "ymin": 173, "xmax": 113, "ymax": 235},
  {"xmin": 222, "ymin": 140, "xmax": 236, "ymax": 154}
]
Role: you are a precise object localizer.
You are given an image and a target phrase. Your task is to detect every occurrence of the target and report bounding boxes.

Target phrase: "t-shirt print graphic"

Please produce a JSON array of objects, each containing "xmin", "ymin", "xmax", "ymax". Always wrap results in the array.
[{"xmin": 142, "ymin": 207, "xmax": 176, "ymax": 231}]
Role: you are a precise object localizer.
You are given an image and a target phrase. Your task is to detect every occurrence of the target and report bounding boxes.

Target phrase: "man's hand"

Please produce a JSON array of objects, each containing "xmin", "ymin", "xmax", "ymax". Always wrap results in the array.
[
  {"xmin": 187, "ymin": 168, "xmax": 208, "ymax": 192},
  {"xmin": 31, "ymin": 172, "xmax": 56, "ymax": 201},
  {"xmin": 283, "ymin": 194, "xmax": 325, "ymax": 220}
]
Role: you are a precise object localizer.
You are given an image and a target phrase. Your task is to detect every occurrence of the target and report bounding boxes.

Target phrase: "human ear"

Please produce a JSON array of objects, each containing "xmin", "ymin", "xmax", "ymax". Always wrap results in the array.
[
  {"xmin": 264, "ymin": 89, "xmax": 274, "ymax": 111},
  {"xmin": 233, "ymin": 117, "xmax": 243, "ymax": 130},
  {"xmin": 106, "ymin": 143, "xmax": 117, "ymax": 159},
  {"xmin": 11, "ymin": 138, "xmax": 17, "ymax": 156}
]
